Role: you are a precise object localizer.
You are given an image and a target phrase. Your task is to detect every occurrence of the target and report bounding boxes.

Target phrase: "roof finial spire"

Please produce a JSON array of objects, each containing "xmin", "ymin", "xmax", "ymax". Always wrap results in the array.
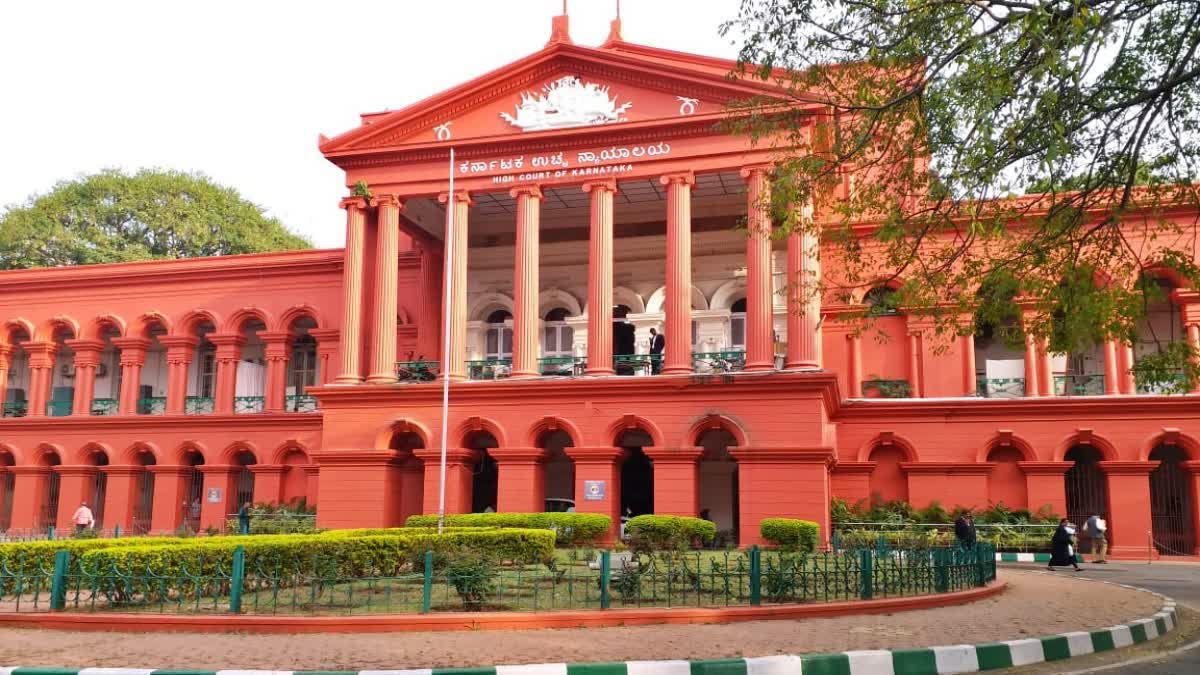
[
  {"xmin": 604, "ymin": 0, "xmax": 624, "ymax": 46},
  {"xmin": 547, "ymin": 0, "xmax": 573, "ymax": 47}
]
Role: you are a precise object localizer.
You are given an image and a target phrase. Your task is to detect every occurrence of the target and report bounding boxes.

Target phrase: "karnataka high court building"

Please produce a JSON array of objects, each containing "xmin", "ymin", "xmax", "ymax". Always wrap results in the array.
[{"xmin": 2, "ymin": 14, "xmax": 1199, "ymax": 558}]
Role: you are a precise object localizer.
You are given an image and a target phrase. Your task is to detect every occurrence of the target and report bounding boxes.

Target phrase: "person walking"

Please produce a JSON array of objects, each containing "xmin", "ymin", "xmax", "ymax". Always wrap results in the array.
[
  {"xmin": 1083, "ymin": 513, "xmax": 1108, "ymax": 563},
  {"xmin": 649, "ymin": 327, "xmax": 665, "ymax": 374},
  {"xmin": 72, "ymin": 502, "xmax": 95, "ymax": 534},
  {"xmin": 1048, "ymin": 518, "xmax": 1081, "ymax": 571},
  {"xmin": 954, "ymin": 513, "xmax": 977, "ymax": 549},
  {"xmin": 237, "ymin": 501, "xmax": 252, "ymax": 535}
]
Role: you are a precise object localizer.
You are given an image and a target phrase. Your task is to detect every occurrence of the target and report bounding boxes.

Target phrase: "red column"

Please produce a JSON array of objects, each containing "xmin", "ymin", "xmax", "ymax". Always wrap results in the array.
[
  {"xmin": 847, "ymin": 334, "xmax": 863, "ymax": 397},
  {"xmin": 438, "ymin": 191, "xmax": 472, "ymax": 381},
  {"xmin": 491, "ymin": 448, "xmax": 548, "ymax": 512},
  {"xmin": 22, "ymin": 342, "xmax": 55, "ymax": 417},
  {"xmin": 1118, "ymin": 343, "xmax": 1136, "ymax": 394},
  {"xmin": 961, "ymin": 332, "xmax": 978, "ymax": 396},
  {"xmin": 259, "ymin": 332, "xmax": 291, "ymax": 412},
  {"xmin": 65, "ymin": 340, "xmax": 102, "ymax": 416},
  {"xmin": 1103, "ymin": 339, "xmax": 1119, "ymax": 395},
  {"xmin": 54, "ymin": 466, "xmax": 97, "ymax": 532},
  {"xmin": 584, "ymin": 179, "xmax": 616, "ymax": 375},
  {"xmin": 416, "ymin": 240, "xmax": 443, "ymax": 363},
  {"xmin": 414, "ymin": 448, "xmax": 477, "ymax": 515},
  {"xmin": 785, "ymin": 219, "xmax": 821, "ymax": 369},
  {"xmin": 101, "ymin": 466, "xmax": 142, "ymax": 533},
  {"xmin": 1018, "ymin": 462, "xmax": 1070, "ymax": 517},
  {"xmin": 149, "ymin": 466, "xmax": 190, "ymax": 533},
  {"xmin": 1188, "ymin": 322, "xmax": 1200, "ymax": 394},
  {"xmin": 159, "ymin": 336, "xmax": 197, "ymax": 415},
  {"xmin": 643, "ymin": 448, "xmax": 703, "ymax": 517},
  {"xmin": 732, "ymin": 448, "xmax": 833, "ymax": 548},
  {"xmin": 250, "ymin": 465, "xmax": 285, "ymax": 505},
  {"xmin": 661, "ymin": 172, "xmax": 695, "ymax": 375},
  {"xmin": 110, "ymin": 337, "xmax": 150, "ymax": 415},
  {"xmin": 1100, "ymin": 461, "xmax": 1158, "ymax": 558},
  {"xmin": 335, "ymin": 197, "xmax": 368, "ymax": 384},
  {"xmin": 565, "ymin": 447, "xmax": 624, "ymax": 543},
  {"xmin": 742, "ymin": 166, "xmax": 774, "ymax": 372},
  {"xmin": 1038, "ymin": 337, "xmax": 1054, "ymax": 397},
  {"xmin": 367, "ymin": 195, "xmax": 402, "ymax": 384},
  {"xmin": 208, "ymin": 334, "xmax": 244, "ymax": 415},
  {"xmin": 511, "ymin": 186, "xmax": 543, "ymax": 379},
  {"xmin": 1023, "ymin": 334, "xmax": 1039, "ymax": 397},
  {"xmin": 311, "ymin": 451, "xmax": 407, "ymax": 528},
  {"xmin": 906, "ymin": 331, "xmax": 923, "ymax": 397}
]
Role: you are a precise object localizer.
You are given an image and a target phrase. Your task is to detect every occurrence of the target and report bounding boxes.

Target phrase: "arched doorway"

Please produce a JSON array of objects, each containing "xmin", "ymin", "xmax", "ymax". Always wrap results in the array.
[
  {"xmin": 390, "ymin": 430, "xmax": 425, "ymax": 520},
  {"xmin": 233, "ymin": 449, "xmax": 256, "ymax": 511},
  {"xmin": 618, "ymin": 428, "xmax": 654, "ymax": 517},
  {"xmin": 986, "ymin": 447, "xmax": 1028, "ymax": 509},
  {"xmin": 1149, "ymin": 444, "xmax": 1195, "ymax": 555},
  {"xmin": 84, "ymin": 448, "xmax": 110, "ymax": 530},
  {"xmin": 539, "ymin": 430, "xmax": 575, "ymax": 512},
  {"xmin": 131, "ymin": 449, "xmax": 156, "ymax": 534},
  {"xmin": 1064, "ymin": 445, "xmax": 1108, "ymax": 552},
  {"xmin": 466, "ymin": 431, "xmax": 498, "ymax": 513},
  {"xmin": 867, "ymin": 444, "xmax": 908, "ymax": 504},
  {"xmin": 182, "ymin": 449, "xmax": 204, "ymax": 531},
  {"xmin": 0, "ymin": 449, "xmax": 15, "ymax": 530},
  {"xmin": 697, "ymin": 429, "xmax": 739, "ymax": 545},
  {"xmin": 286, "ymin": 316, "xmax": 319, "ymax": 411},
  {"xmin": 37, "ymin": 450, "xmax": 62, "ymax": 532},
  {"xmin": 279, "ymin": 448, "xmax": 311, "ymax": 506}
]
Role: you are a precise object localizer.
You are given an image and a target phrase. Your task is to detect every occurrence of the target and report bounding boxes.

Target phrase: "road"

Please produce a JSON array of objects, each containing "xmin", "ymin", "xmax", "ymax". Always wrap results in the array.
[{"xmin": 1007, "ymin": 561, "xmax": 1200, "ymax": 673}]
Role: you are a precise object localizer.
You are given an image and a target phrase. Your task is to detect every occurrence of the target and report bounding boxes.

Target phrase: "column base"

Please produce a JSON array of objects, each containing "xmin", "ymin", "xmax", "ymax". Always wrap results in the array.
[
  {"xmin": 586, "ymin": 367, "xmax": 615, "ymax": 376},
  {"xmin": 364, "ymin": 374, "xmax": 396, "ymax": 385},
  {"xmin": 743, "ymin": 361, "xmax": 774, "ymax": 373},
  {"xmin": 332, "ymin": 375, "xmax": 364, "ymax": 385}
]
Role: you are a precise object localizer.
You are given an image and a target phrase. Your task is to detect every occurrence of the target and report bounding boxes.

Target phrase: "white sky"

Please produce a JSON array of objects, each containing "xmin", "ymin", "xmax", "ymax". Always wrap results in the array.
[{"xmin": 0, "ymin": 1, "xmax": 741, "ymax": 249}]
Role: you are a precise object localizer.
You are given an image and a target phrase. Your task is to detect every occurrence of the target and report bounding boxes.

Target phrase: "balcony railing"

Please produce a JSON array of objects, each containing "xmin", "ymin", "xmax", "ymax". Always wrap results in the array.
[
  {"xmin": 1054, "ymin": 374, "xmax": 1106, "ymax": 396},
  {"xmin": 395, "ymin": 360, "xmax": 438, "ymax": 383},
  {"xmin": 693, "ymin": 351, "xmax": 746, "ymax": 374},
  {"xmin": 976, "ymin": 377, "xmax": 1026, "ymax": 398},
  {"xmin": 90, "ymin": 398, "xmax": 118, "ymax": 416},
  {"xmin": 234, "ymin": 396, "xmax": 265, "ymax": 414},
  {"xmin": 861, "ymin": 378, "xmax": 912, "ymax": 398},
  {"xmin": 46, "ymin": 400, "xmax": 73, "ymax": 417},
  {"xmin": 1136, "ymin": 371, "xmax": 1188, "ymax": 395},
  {"xmin": 468, "ymin": 358, "xmax": 513, "ymax": 380},
  {"xmin": 614, "ymin": 353, "xmax": 661, "ymax": 376},
  {"xmin": 285, "ymin": 394, "xmax": 318, "ymax": 412},
  {"xmin": 137, "ymin": 397, "xmax": 166, "ymax": 415},
  {"xmin": 539, "ymin": 356, "xmax": 586, "ymax": 376},
  {"xmin": 185, "ymin": 396, "xmax": 214, "ymax": 415},
  {"xmin": 2, "ymin": 402, "xmax": 27, "ymax": 418}
]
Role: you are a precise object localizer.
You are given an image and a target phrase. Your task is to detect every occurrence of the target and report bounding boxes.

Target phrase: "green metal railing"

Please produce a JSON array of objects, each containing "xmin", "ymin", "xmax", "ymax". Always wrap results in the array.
[
  {"xmin": 614, "ymin": 353, "xmax": 661, "ymax": 376},
  {"xmin": 396, "ymin": 360, "xmax": 438, "ymax": 382},
  {"xmin": 693, "ymin": 351, "xmax": 745, "ymax": 374},
  {"xmin": 1136, "ymin": 371, "xmax": 1188, "ymax": 395},
  {"xmin": 137, "ymin": 397, "xmax": 166, "ymax": 415},
  {"xmin": 234, "ymin": 396, "xmax": 265, "ymax": 414},
  {"xmin": 46, "ymin": 400, "xmax": 73, "ymax": 417},
  {"xmin": 975, "ymin": 377, "xmax": 1026, "ymax": 398},
  {"xmin": 90, "ymin": 398, "xmax": 118, "ymax": 416},
  {"xmin": 184, "ymin": 396, "xmax": 214, "ymax": 415},
  {"xmin": 1054, "ymin": 374, "xmax": 1106, "ymax": 396},
  {"xmin": 0, "ymin": 544, "xmax": 995, "ymax": 616},
  {"xmin": 539, "ymin": 356, "xmax": 586, "ymax": 376},
  {"xmin": 285, "ymin": 395, "xmax": 318, "ymax": 412},
  {"xmin": 467, "ymin": 358, "xmax": 513, "ymax": 380},
  {"xmin": 861, "ymin": 378, "xmax": 912, "ymax": 398},
  {"xmin": 2, "ymin": 401, "xmax": 27, "ymax": 418}
]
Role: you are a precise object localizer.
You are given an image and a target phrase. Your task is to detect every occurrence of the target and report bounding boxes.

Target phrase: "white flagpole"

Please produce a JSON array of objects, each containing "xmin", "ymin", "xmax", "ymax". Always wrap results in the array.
[{"xmin": 437, "ymin": 148, "xmax": 455, "ymax": 535}]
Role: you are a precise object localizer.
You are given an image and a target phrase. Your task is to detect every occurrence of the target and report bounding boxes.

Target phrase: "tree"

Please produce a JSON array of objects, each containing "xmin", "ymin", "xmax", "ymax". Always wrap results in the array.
[
  {"xmin": 0, "ymin": 169, "xmax": 310, "ymax": 270},
  {"xmin": 722, "ymin": 0, "xmax": 1200, "ymax": 390}
]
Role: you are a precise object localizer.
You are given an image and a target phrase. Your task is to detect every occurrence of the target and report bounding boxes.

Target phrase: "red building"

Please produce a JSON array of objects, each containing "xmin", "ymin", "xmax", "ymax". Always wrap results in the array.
[{"xmin": 2, "ymin": 14, "xmax": 1199, "ymax": 558}]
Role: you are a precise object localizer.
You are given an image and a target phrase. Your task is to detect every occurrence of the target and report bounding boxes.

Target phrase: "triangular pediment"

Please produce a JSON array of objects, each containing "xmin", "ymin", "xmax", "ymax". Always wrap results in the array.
[{"xmin": 320, "ymin": 42, "xmax": 789, "ymax": 157}]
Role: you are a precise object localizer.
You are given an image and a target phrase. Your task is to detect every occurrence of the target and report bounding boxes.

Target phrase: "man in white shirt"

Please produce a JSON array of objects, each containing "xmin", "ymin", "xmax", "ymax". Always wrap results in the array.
[
  {"xmin": 1084, "ymin": 513, "xmax": 1108, "ymax": 563},
  {"xmin": 72, "ymin": 502, "xmax": 95, "ymax": 534}
]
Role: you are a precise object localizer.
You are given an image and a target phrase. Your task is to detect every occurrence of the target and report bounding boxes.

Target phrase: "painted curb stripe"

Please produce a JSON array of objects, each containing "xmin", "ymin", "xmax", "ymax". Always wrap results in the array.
[
  {"xmin": 797, "ymin": 654, "xmax": 849, "ymax": 675},
  {"xmin": 846, "ymin": 651, "xmax": 892, "ymax": 675},
  {"xmin": 566, "ymin": 666, "xmax": 626, "ymax": 675},
  {"xmin": 1061, "ymin": 631, "xmax": 1094, "ymax": 657},
  {"xmin": 742, "ymin": 656, "xmax": 800, "ymax": 675},
  {"xmin": 889, "ymin": 649, "xmax": 936, "ymax": 675}
]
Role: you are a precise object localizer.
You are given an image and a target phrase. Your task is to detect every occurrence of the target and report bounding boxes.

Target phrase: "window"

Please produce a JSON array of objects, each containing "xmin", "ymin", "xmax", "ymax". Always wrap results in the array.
[
  {"xmin": 485, "ymin": 310, "xmax": 513, "ymax": 360},
  {"xmin": 543, "ymin": 307, "xmax": 573, "ymax": 358},
  {"xmin": 196, "ymin": 350, "xmax": 216, "ymax": 397},
  {"xmin": 289, "ymin": 335, "xmax": 318, "ymax": 390},
  {"xmin": 730, "ymin": 298, "xmax": 747, "ymax": 351}
]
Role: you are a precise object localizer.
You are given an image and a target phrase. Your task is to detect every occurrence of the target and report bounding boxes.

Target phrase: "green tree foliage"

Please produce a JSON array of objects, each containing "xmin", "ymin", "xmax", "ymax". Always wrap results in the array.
[
  {"xmin": 723, "ymin": 1, "xmax": 1200, "ymax": 387},
  {"xmin": 0, "ymin": 168, "xmax": 310, "ymax": 269}
]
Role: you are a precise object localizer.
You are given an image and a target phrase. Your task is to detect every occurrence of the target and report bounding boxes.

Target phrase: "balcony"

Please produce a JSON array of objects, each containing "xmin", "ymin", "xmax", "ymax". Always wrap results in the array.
[
  {"xmin": 46, "ymin": 400, "xmax": 73, "ymax": 417},
  {"xmin": 285, "ymin": 394, "xmax": 318, "ymax": 412},
  {"xmin": 1136, "ymin": 371, "xmax": 1188, "ymax": 395},
  {"xmin": 1054, "ymin": 374, "xmax": 1105, "ymax": 396},
  {"xmin": 396, "ymin": 360, "xmax": 438, "ymax": 383},
  {"xmin": 185, "ymin": 396, "xmax": 214, "ymax": 415},
  {"xmin": 2, "ymin": 401, "xmax": 27, "ymax": 418},
  {"xmin": 234, "ymin": 396, "xmax": 265, "ymax": 414},
  {"xmin": 539, "ymin": 356, "xmax": 586, "ymax": 376},
  {"xmin": 861, "ymin": 378, "xmax": 912, "ymax": 399},
  {"xmin": 137, "ymin": 397, "xmax": 166, "ymax": 415},
  {"xmin": 467, "ymin": 358, "xmax": 513, "ymax": 380},
  {"xmin": 693, "ymin": 351, "xmax": 746, "ymax": 374},
  {"xmin": 90, "ymin": 398, "xmax": 118, "ymax": 416},
  {"xmin": 614, "ymin": 353, "xmax": 661, "ymax": 376},
  {"xmin": 976, "ymin": 377, "xmax": 1026, "ymax": 398}
]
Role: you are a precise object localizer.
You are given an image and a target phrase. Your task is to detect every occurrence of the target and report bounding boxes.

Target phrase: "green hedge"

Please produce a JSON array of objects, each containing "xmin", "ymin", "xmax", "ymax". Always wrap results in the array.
[
  {"xmin": 760, "ymin": 518, "xmax": 820, "ymax": 552},
  {"xmin": 624, "ymin": 515, "xmax": 716, "ymax": 551},
  {"xmin": 405, "ymin": 513, "xmax": 611, "ymax": 546}
]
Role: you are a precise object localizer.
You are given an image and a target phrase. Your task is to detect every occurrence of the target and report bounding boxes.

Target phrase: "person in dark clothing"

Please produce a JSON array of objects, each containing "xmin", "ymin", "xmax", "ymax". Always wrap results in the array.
[
  {"xmin": 237, "ymin": 501, "xmax": 252, "ymax": 535},
  {"xmin": 954, "ymin": 513, "xmax": 977, "ymax": 549},
  {"xmin": 1048, "ymin": 518, "xmax": 1081, "ymax": 571},
  {"xmin": 649, "ymin": 327, "xmax": 665, "ymax": 374}
]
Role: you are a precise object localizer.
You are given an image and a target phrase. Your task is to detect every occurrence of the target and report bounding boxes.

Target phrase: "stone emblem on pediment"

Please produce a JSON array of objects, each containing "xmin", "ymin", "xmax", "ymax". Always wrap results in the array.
[{"xmin": 500, "ymin": 76, "xmax": 632, "ymax": 132}]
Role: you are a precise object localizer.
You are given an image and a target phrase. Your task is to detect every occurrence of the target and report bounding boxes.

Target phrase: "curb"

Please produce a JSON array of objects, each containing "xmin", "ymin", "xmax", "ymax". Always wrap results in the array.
[
  {"xmin": 995, "ymin": 552, "xmax": 1087, "ymax": 563},
  {"xmin": 0, "ymin": 584, "xmax": 1176, "ymax": 675}
]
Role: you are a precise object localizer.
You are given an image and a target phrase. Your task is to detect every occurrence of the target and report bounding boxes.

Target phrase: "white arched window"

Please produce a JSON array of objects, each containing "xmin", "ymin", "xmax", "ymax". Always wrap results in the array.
[
  {"xmin": 729, "ymin": 298, "xmax": 747, "ymax": 351},
  {"xmin": 542, "ymin": 307, "xmax": 574, "ymax": 358},
  {"xmin": 484, "ymin": 310, "xmax": 513, "ymax": 360}
]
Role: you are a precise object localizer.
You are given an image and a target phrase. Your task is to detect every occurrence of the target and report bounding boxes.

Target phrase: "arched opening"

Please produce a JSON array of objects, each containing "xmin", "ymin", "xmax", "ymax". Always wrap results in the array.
[
  {"xmin": 233, "ymin": 449, "xmax": 256, "ymax": 510},
  {"xmin": 131, "ymin": 449, "xmax": 157, "ymax": 534},
  {"xmin": 92, "ymin": 325, "xmax": 123, "ymax": 416},
  {"xmin": 286, "ymin": 316, "xmax": 319, "ymax": 412},
  {"xmin": 3, "ymin": 328, "xmax": 31, "ymax": 417},
  {"xmin": 974, "ymin": 278, "xmax": 1026, "ymax": 398},
  {"xmin": 729, "ymin": 298, "xmax": 747, "ymax": 352},
  {"xmin": 1149, "ymin": 444, "xmax": 1195, "ymax": 555},
  {"xmin": 389, "ymin": 430, "xmax": 425, "ymax": 520},
  {"xmin": 47, "ymin": 324, "xmax": 76, "ymax": 417},
  {"xmin": 868, "ymin": 443, "xmax": 908, "ymax": 504},
  {"xmin": 466, "ymin": 431, "xmax": 499, "ymax": 513},
  {"xmin": 182, "ymin": 450, "xmax": 205, "ymax": 531},
  {"xmin": 986, "ymin": 447, "xmax": 1027, "ymax": 509},
  {"xmin": 860, "ymin": 287, "xmax": 911, "ymax": 398},
  {"xmin": 1134, "ymin": 275, "xmax": 1186, "ymax": 393},
  {"xmin": 613, "ymin": 304, "xmax": 638, "ymax": 375},
  {"xmin": 542, "ymin": 308, "xmax": 574, "ymax": 358},
  {"xmin": 539, "ymin": 429, "xmax": 575, "ymax": 512},
  {"xmin": 186, "ymin": 321, "xmax": 216, "ymax": 414},
  {"xmin": 235, "ymin": 319, "xmax": 267, "ymax": 413},
  {"xmin": 37, "ymin": 450, "xmax": 62, "ymax": 532},
  {"xmin": 279, "ymin": 448, "xmax": 311, "ymax": 506},
  {"xmin": 1064, "ymin": 445, "xmax": 1108, "ymax": 552},
  {"xmin": 484, "ymin": 310, "xmax": 513, "ymax": 361},
  {"xmin": 618, "ymin": 428, "xmax": 654, "ymax": 518},
  {"xmin": 0, "ymin": 450, "xmax": 15, "ymax": 530},
  {"xmin": 137, "ymin": 322, "xmax": 169, "ymax": 415},
  {"xmin": 698, "ymin": 428, "xmax": 739, "ymax": 545},
  {"xmin": 84, "ymin": 447, "xmax": 110, "ymax": 530}
]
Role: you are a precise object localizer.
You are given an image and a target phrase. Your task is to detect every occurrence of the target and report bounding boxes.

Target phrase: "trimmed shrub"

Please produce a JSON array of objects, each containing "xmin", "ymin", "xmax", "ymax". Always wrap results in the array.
[
  {"xmin": 760, "ymin": 518, "xmax": 819, "ymax": 552},
  {"xmin": 624, "ymin": 515, "xmax": 716, "ymax": 552},
  {"xmin": 405, "ymin": 513, "xmax": 611, "ymax": 546}
]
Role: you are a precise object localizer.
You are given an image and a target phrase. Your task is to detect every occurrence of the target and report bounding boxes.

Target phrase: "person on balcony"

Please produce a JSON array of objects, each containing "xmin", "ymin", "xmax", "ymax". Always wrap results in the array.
[
  {"xmin": 1083, "ymin": 513, "xmax": 1108, "ymax": 564},
  {"xmin": 649, "ymin": 327, "xmax": 665, "ymax": 374},
  {"xmin": 72, "ymin": 502, "xmax": 94, "ymax": 534}
]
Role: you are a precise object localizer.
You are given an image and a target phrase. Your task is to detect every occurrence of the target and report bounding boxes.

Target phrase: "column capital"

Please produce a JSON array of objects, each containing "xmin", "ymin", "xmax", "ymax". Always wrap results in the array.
[
  {"xmin": 257, "ymin": 331, "xmax": 293, "ymax": 346},
  {"xmin": 156, "ymin": 336, "xmax": 198, "ymax": 350},
  {"xmin": 488, "ymin": 447, "xmax": 549, "ymax": 463},
  {"xmin": 308, "ymin": 328, "xmax": 340, "ymax": 344},
  {"xmin": 1017, "ymin": 461, "xmax": 1073, "ymax": 475},
  {"xmin": 643, "ymin": 447, "xmax": 705, "ymax": 463},
  {"xmin": 374, "ymin": 193, "xmax": 402, "ymax": 209},
  {"xmin": 510, "ymin": 185, "xmax": 544, "ymax": 200},
  {"xmin": 207, "ymin": 333, "xmax": 246, "ymax": 348},
  {"xmin": 740, "ymin": 163, "xmax": 774, "ymax": 179},
  {"xmin": 412, "ymin": 448, "xmax": 480, "ymax": 465},
  {"xmin": 63, "ymin": 338, "xmax": 104, "ymax": 354},
  {"xmin": 21, "ymin": 341, "xmax": 57, "ymax": 365},
  {"xmin": 248, "ymin": 464, "xmax": 287, "ymax": 477},
  {"xmin": 339, "ymin": 196, "xmax": 368, "ymax": 211},
  {"xmin": 1098, "ymin": 460, "xmax": 1160, "ymax": 475},
  {"xmin": 148, "ymin": 465, "xmax": 195, "ymax": 478},
  {"xmin": 100, "ymin": 465, "xmax": 149, "ymax": 478},
  {"xmin": 659, "ymin": 171, "xmax": 695, "ymax": 187},
  {"xmin": 565, "ymin": 447, "xmax": 627, "ymax": 463},
  {"xmin": 110, "ymin": 336, "xmax": 152, "ymax": 356},
  {"xmin": 582, "ymin": 178, "xmax": 617, "ymax": 194},
  {"xmin": 438, "ymin": 190, "xmax": 474, "ymax": 207}
]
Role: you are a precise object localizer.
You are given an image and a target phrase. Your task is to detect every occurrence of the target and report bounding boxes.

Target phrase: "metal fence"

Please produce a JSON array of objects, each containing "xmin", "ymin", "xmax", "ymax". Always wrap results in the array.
[{"xmin": 0, "ymin": 544, "xmax": 995, "ymax": 616}]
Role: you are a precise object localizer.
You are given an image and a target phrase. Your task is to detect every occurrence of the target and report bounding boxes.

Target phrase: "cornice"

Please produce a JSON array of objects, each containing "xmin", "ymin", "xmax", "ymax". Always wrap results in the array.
[
  {"xmin": 900, "ymin": 462, "xmax": 996, "ymax": 475},
  {"xmin": 1017, "ymin": 461, "xmax": 1072, "ymax": 475},
  {"xmin": 730, "ymin": 447, "xmax": 836, "ymax": 464},
  {"xmin": 0, "ymin": 412, "xmax": 322, "ymax": 433},
  {"xmin": 835, "ymin": 395, "xmax": 1200, "ymax": 421}
]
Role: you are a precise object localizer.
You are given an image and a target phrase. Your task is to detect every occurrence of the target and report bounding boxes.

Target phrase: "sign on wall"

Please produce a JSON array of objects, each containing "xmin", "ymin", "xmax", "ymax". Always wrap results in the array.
[
  {"xmin": 584, "ymin": 480, "xmax": 606, "ymax": 501},
  {"xmin": 206, "ymin": 487, "xmax": 222, "ymax": 504}
]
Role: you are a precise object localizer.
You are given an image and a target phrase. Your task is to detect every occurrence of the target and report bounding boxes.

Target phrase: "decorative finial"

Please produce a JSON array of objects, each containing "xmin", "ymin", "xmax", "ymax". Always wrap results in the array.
[
  {"xmin": 547, "ymin": 2, "xmax": 573, "ymax": 46},
  {"xmin": 604, "ymin": 0, "xmax": 624, "ymax": 45}
]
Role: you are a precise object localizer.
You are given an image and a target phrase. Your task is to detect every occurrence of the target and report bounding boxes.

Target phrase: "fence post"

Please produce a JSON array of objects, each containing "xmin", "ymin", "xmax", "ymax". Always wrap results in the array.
[
  {"xmin": 49, "ymin": 549, "xmax": 69, "ymax": 611},
  {"xmin": 934, "ymin": 548, "xmax": 949, "ymax": 593},
  {"xmin": 599, "ymin": 550, "xmax": 611, "ymax": 610},
  {"xmin": 859, "ymin": 549, "xmax": 873, "ymax": 600},
  {"xmin": 47, "ymin": 526, "xmax": 55, "ymax": 541},
  {"xmin": 229, "ymin": 545, "xmax": 245, "ymax": 614},
  {"xmin": 749, "ymin": 545, "xmax": 762, "ymax": 606},
  {"xmin": 830, "ymin": 530, "xmax": 839, "ymax": 552},
  {"xmin": 114, "ymin": 525, "xmax": 120, "ymax": 539},
  {"xmin": 421, "ymin": 550, "xmax": 433, "ymax": 614}
]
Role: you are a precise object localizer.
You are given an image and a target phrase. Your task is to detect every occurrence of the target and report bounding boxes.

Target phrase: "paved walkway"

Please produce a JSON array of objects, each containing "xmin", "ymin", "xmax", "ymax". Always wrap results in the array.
[{"xmin": 0, "ymin": 570, "xmax": 1163, "ymax": 671}]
